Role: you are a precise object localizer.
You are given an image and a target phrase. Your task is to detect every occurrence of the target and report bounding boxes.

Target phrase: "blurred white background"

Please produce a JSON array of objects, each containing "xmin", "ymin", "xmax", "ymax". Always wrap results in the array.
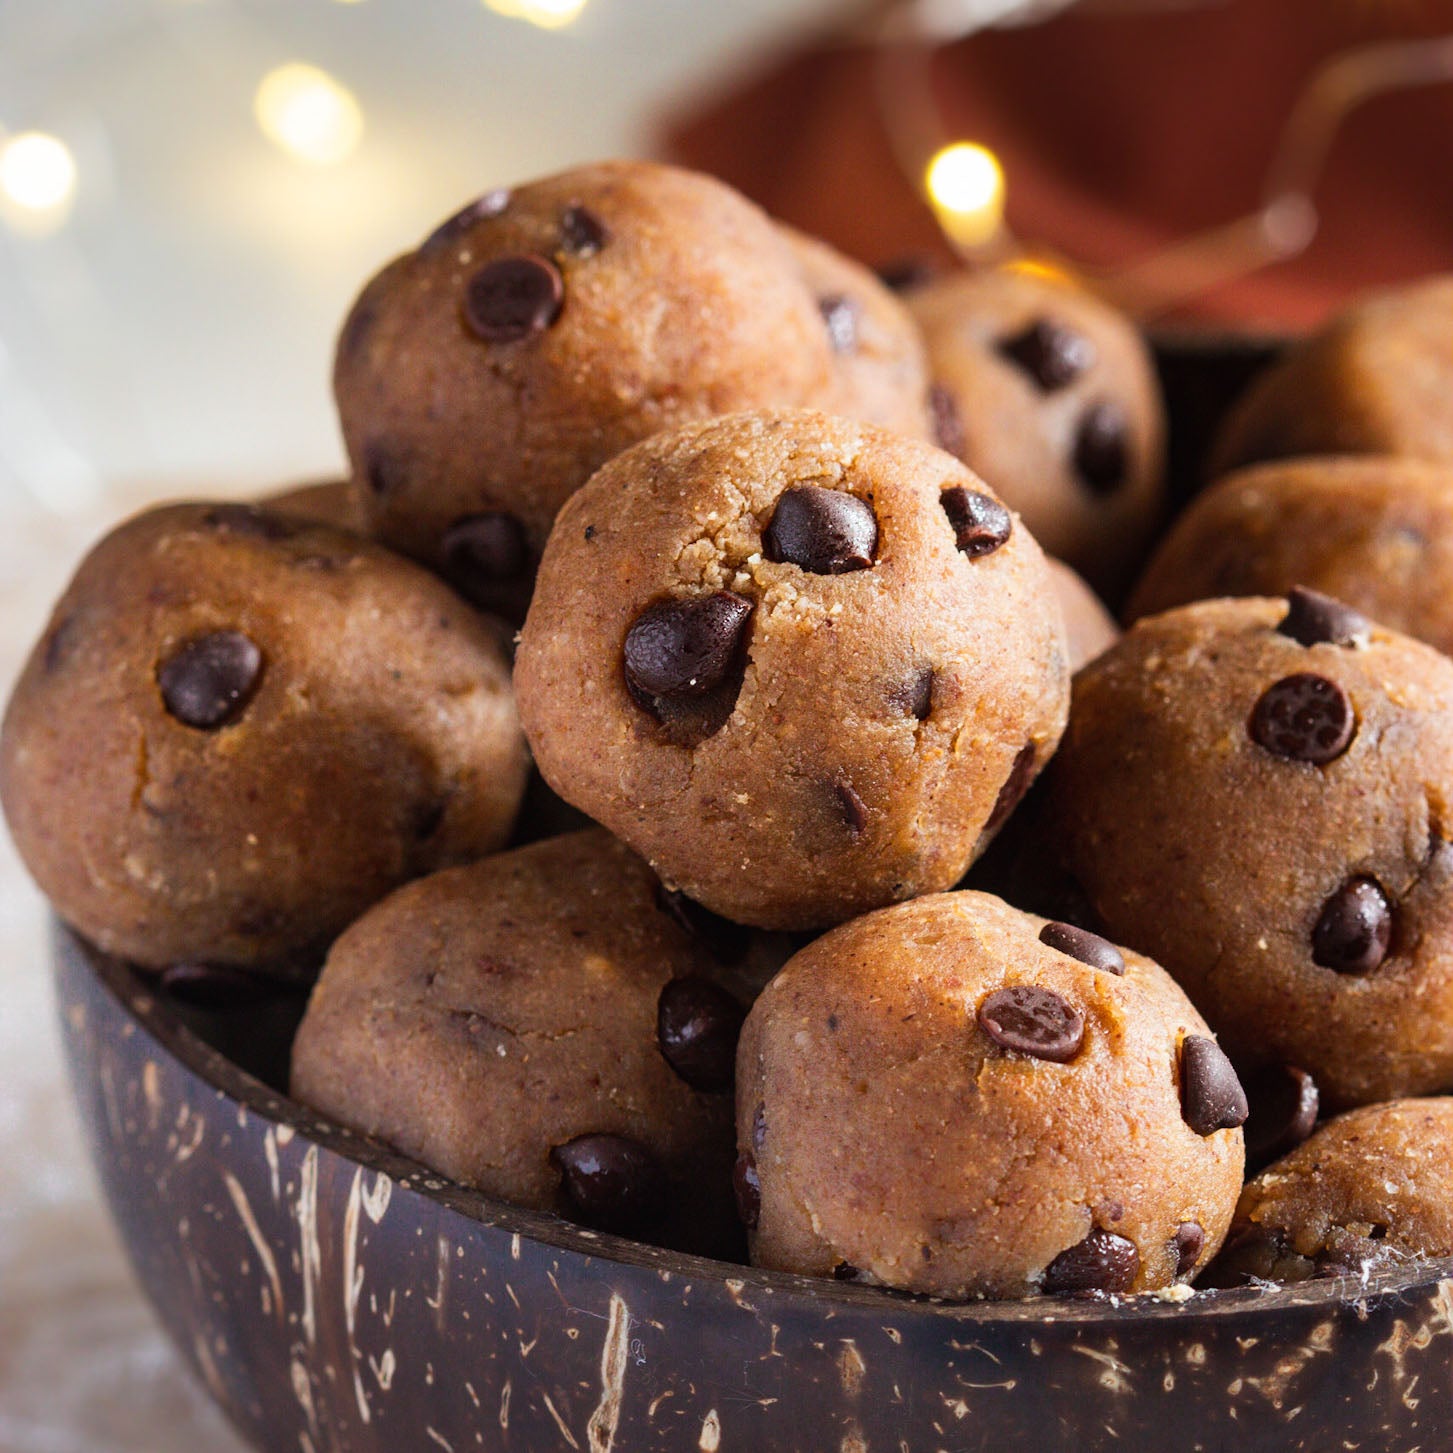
[{"xmin": 0, "ymin": 4, "xmax": 840, "ymax": 1449}]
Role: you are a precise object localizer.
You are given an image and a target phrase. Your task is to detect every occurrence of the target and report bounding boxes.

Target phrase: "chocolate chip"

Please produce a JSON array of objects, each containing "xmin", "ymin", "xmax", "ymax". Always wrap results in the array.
[
  {"xmin": 832, "ymin": 1261, "xmax": 865, "ymax": 1282},
  {"xmin": 42, "ymin": 615, "xmax": 76, "ymax": 674},
  {"xmin": 560, "ymin": 204, "xmax": 608, "ymax": 257},
  {"xmin": 1278, "ymin": 587, "xmax": 1370, "ymax": 649},
  {"xmin": 1171, "ymin": 1222, "xmax": 1205, "ymax": 1278},
  {"xmin": 440, "ymin": 511, "xmax": 531, "ymax": 606},
  {"xmin": 1073, "ymin": 400, "xmax": 1129, "ymax": 495},
  {"xmin": 929, "ymin": 383, "xmax": 966, "ymax": 459},
  {"xmin": 199, "ymin": 503, "xmax": 296, "ymax": 541},
  {"xmin": 158, "ymin": 632, "xmax": 264, "ymax": 729},
  {"xmin": 764, "ymin": 486, "xmax": 877, "ymax": 575},
  {"xmin": 656, "ymin": 975, "xmax": 745, "ymax": 1093},
  {"xmin": 654, "ymin": 884, "xmax": 750, "ymax": 964},
  {"xmin": 890, "ymin": 667, "xmax": 934, "ymax": 721},
  {"xmin": 818, "ymin": 294, "xmax": 859, "ymax": 353},
  {"xmin": 363, "ymin": 440, "xmax": 404, "ymax": 496},
  {"xmin": 420, "ymin": 188, "xmax": 509, "ymax": 254},
  {"xmin": 1242, "ymin": 1063, "xmax": 1320, "ymax": 1172},
  {"xmin": 1249, "ymin": 672, "xmax": 1355, "ymax": 764},
  {"xmin": 550, "ymin": 1134, "xmax": 665, "ymax": 1235},
  {"xmin": 941, "ymin": 486, "xmax": 1012, "ymax": 558},
  {"xmin": 977, "ymin": 985, "xmax": 1084, "ymax": 1063},
  {"xmin": 1312, "ymin": 876, "xmax": 1392, "ymax": 975},
  {"xmin": 411, "ymin": 795, "xmax": 449, "ymax": 843},
  {"xmin": 158, "ymin": 962, "xmax": 285, "ymax": 1011},
  {"xmin": 463, "ymin": 254, "xmax": 564, "ymax": 343},
  {"xmin": 733, "ymin": 1152, "xmax": 761, "ymax": 1229},
  {"xmin": 984, "ymin": 743, "xmax": 1036, "ymax": 835},
  {"xmin": 1179, "ymin": 1035, "xmax": 1249, "ymax": 1136},
  {"xmin": 623, "ymin": 592, "xmax": 753, "ymax": 702},
  {"xmin": 1043, "ymin": 1229, "xmax": 1140, "ymax": 1295},
  {"xmin": 875, "ymin": 256, "xmax": 937, "ymax": 293},
  {"xmin": 834, "ymin": 780, "xmax": 869, "ymax": 840},
  {"xmin": 998, "ymin": 317, "xmax": 1095, "ymax": 392},
  {"xmin": 751, "ymin": 1105, "xmax": 767, "ymax": 1154},
  {"xmin": 1039, "ymin": 921, "xmax": 1124, "ymax": 975}
]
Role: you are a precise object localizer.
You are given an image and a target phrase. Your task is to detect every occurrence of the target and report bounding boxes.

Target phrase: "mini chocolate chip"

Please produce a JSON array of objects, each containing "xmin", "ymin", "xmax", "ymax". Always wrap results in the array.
[
  {"xmin": 733, "ymin": 1152, "xmax": 761, "ymax": 1229},
  {"xmin": 463, "ymin": 254, "xmax": 564, "ymax": 343},
  {"xmin": 1043, "ymin": 1229, "xmax": 1139, "ymax": 1295},
  {"xmin": 657, "ymin": 975, "xmax": 745, "ymax": 1093},
  {"xmin": 832, "ymin": 1261, "xmax": 864, "ymax": 1282},
  {"xmin": 1039, "ymin": 921, "xmax": 1125, "ymax": 975},
  {"xmin": 875, "ymin": 256, "xmax": 937, "ymax": 293},
  {"xmin": 764, "ymin": 486, "xmax": 877, "ymax": 574},
  {"xmin": 978, "ymin": 985, "xmax": 1084, "ymax": 1063},
  {"xmin": 984, "ymin": 742, "xmax": 1036, "ymax": 835},
  {"xmin": 654, "ymin": 884, "xmax": 750, "ymax": 964},
  {"xmin": 199, "ymin": 503, "xmax": 297, "ymax": 540},
  {"xmin": 583, "ymin": 525, "xmax": 597, "ymax": 541},
  {"xmin": 941, "ymin": 487, "xmax": 1012, "ymax": 558},
  {"xmin": 752, "ymin": 1105, "xmax": 767, "ymax": 1154},
  {"xmin": 440, "ymin": 511, "xmax": 530, "ymax": 604},
  {"xmin": 1249, "ymin": 672, "xmax": 1355, "ymax": 764},
  {"xmin": 818, "ymin": 294, "xmax": 859, "ymax": 353},
  {"xmin": 998, "ymin": 317, "xmax": 1095, "ymax": 391},
  {"xmin": 834, "ymin": 780, "xmax": 869, "ymax": 840},
  {"xmin": 890, "ymin": 667, "xmax": 934, "ymax": 721},
  {"xmin": 43, "ymin": 616, "xmax": 76, "ymax": 673},
  {"xmin": 1171, "ymin": 1222, "xmax": 1205, "ymax": 1278},
  {"xmin": 159, "ymin": 962, "xmax": 284, "ymax": 1011},
  {"xmin": 929, "ymin": 383, "xmax": 966, "ymax": 460},
  {"xmin": 363, "ymin": 440, "xmax": 404, "ymax": 496},
  {"xmin": 550, "ymin": 1134, "xmax": 664, "ymax": 1235},
  {"xmin": 1312, "ymin": 877, "xmax": 1392, "ymax": 975},
  {"xmin": 158, "ymin": 632, "xmax": 264, "ymax": 729},
  {"xmin": 560, "ymin": 204, "xmax": 608, "ymax": 257},
  {"xmin": 623, "ymin": 592, "xmax": 753, "ymax": 702},
  {"xmin": 1180, "ymin": 1035, "xmax": 1249, "ymax": 1136},
  {"xmin": 1242, "ymin": 1063, "xmax": 1320, "ymax": 1172},
  {"xmin": 1278, "ymin": 587, "xmax": 1371, "ymax": 649},
  {"xmin": 420, "ymin": 188, "xmax": 509, "ymax": 254},
  {"xmin": 1073, "ymin": 400, "xmax": 1129, "ymax": 495}
]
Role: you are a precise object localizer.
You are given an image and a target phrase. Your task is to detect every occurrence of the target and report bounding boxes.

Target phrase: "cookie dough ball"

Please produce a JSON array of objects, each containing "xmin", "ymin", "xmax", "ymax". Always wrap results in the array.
[
  {"xmin": 261, "ymin": 478, "xmax": 363, "ymax": 533},
  {"xmin": 0, "ymin": 502, "xmax": 527, "ymax": 972},
  {"xmin": 1049, "ymin": 557, "xmax": 1118, "ymax": 672},
  {"xmin": 908, "ymin": 268, "xmax": 1166, "ymax": 597},
  {"xmin": 1127, "ymin": 458, "xmax": 1453, "ymax": 658},
  {"xmin": 735, "ymin": 891, "xmax": 1244, "ymax": 1298},
  {"xmin": 777, "ymin": 224, "xmax": 933, "ymax": 441},
  {"xmin": 1034, "ymin": 594, "xmax": 1453, "ymax": 1108},
  {"xmin": 1207, "ymin": 1099, "xmax": 1453, "ymax": 1285},
  {"xmin": 335, "ymin": 160, "xmax": 842, "ymax": 620},
  {"xmin": 516, "ymin": 409, "xmax": 1070, "ymax": 932},
  {"xmin": 291, "ymin": 829, "xmax": 791, "ymax": 1255},
  {"xmin": 1212, "ymin": 276, "xmax": 1453, "ymax": 476}
]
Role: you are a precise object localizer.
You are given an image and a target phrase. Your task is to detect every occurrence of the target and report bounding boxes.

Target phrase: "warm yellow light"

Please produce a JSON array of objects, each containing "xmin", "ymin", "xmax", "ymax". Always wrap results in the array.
[
  {"xmin": 0, "ymin": 132, "xmax": 77, "ymax": 212},
  {"xmin": 254, "ymin": 63, "xmax": 364, "ymax": 166},
  {"xmin": 925, "ymin": 142, "xmax": 1005, "ymax": 248},
  {"xmin": 483, "ymin": 0, "xmax": 588, "ymax": 31}
]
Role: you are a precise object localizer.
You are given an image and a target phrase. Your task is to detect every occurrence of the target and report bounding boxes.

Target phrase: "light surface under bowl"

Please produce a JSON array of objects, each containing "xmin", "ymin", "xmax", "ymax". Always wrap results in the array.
[{"xmin": 53, "ymin": 923, "xmax": 1453, "ymax": 1453}]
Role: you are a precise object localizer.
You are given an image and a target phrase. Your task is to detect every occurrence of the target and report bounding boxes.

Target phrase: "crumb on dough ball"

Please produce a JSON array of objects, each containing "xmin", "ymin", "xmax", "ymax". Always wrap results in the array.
[
  {"xmin": 290, "ymin": 828, "xmax": 793, "ymax": 1256},
  {"xmin": 735, "ymin": 890, "xmax": 1245, "ymax": 1299},
  {"xmin": 0, "ymin": 501, "xmax": 527, "ymax": 972},
  {"xmin": 514, "ymin": 408, "xmax": 1070, "ymax": 932}
]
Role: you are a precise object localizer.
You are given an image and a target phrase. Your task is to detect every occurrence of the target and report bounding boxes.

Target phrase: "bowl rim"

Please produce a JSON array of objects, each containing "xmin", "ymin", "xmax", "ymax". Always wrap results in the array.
[{"xmin": 60, "ymin": 919, "xmax": 1453, "ymax": 1328}]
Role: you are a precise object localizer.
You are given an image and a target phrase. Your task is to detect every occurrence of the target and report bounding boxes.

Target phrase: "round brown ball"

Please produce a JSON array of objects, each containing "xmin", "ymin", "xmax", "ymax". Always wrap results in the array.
[
  {"xmin": 1048, "ymin": 556, "xmax": 1118, "ymax": 672},
  {"xmin": 0, "ymin": 502, "xmax": 527, "ymax": 972},
  {"xmin": 515, "ymin": 409, "xmax": 1070, "ymax": 932}
]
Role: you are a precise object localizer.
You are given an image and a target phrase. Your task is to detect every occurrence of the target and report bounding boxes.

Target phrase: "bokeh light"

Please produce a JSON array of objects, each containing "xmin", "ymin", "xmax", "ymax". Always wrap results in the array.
[
  {"xmin": 483, "ymin": 0, "xmax": 589, "ymax": 32},
  {"xmin": 925, "ymin": 141, "xmax": 1005, "ymax": 247},
  {"xmin": 0, "ymin": 132, "xmax": 78, "ymax": 214},
  {"xmin": 254, "ymin": 63, "xmax": 364, "ymax": 166}
]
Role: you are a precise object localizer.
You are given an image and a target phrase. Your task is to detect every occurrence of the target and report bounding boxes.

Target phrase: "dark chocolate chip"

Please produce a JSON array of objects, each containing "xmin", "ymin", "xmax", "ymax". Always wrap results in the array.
[
  {"xmin": 1312, "ymin": 876, "xmax": 1392, "ymax": 975},
  {"xmin": 1171, "ymin": 1221, "xmax": 1205, "ymax": 1278},
  {"xmin": 977, "ymin": 985, "xmax": 1084, "ymax": 1063},
  {"xmin": 751, "ymin": 1105, "xmax": 767, "ymax": 1155},
  {"xmin": 832, "ymin": 1261, "xmax": 865, "ymax": 1282},
  {"xmin": 763, "ymin": 486, "xmax": 877, "ymax": 575},
  {"xmin": 158, "ymin": 962, "xmax": 284, "ymax": 1011},
  {"xmin": 158, "ymin": 632, "xmax": 264, "ymax": 730},
  {"xmin": 463, "ymin": 254, "xmax": 564, "ymax": 343},
  {"xmin": 363, "ymin": 441, "xmax": 404, "ymax": 496},
  {"xmin": 1180, "ymin": 1035, "xmax": 1249, "ymax": 1136},
  {"xmin": 550, "ymin": 1134, "xmax": 665, "ymax": 1235},
  {"xmin": 818, "ymin": 294, "xmax": 859, "ymax": 353},
  {"xmin": 1249, "ymin": 672, "xmax": 1355, "ymax": 764},
  {"xmin": 1043, "ymin": 1229, "xmax": 1140, "ymax": 1295},
  {"xmin": 875, "ymin": 256, "xmax": 937, "ymax": 293},
  {"xmin": 656, "ymin": 975, "xmax": 745, "ymax": 1094},
  {"xmin": 1039, "ymin": 921, "xmax": 1125, "ymax": 975},
  {"xmin": 440, "ymin": 511, "xmax": 531, "ymax": 605},
  {"xmin": 834, "ymin": 780, "xmax": 869, "ymax": 840},
  {"xmin": 420, "ymin": 188, "xmax": 509, "ymax": 254},
  {"xmin": 560, "ymin": 204, "xmax": 608, "ymax": 257},
  {"xmin": 941, "ymin": 486, "xmax": 1012, "ymax": 558},
  {"xmin": 623, "ymin": 591, "xmax": 753, "ymax": 702},
  {"xmin": 654, "ymin": 884, "xmax": 750, "ymax": 964},
  {"xmin": 929, "ymin": 383, "xmax": 966, "ymax": 460},
  {"xmin": 984, "ymin": 742, "xmax": 1036, "ymax": 836},
  {"xmin": 1278, "ymin": 587, "xmax": 1370, "ymax": 649},
  {"xmin": 1073, "ymin": 400, "xmax": 1129, "ymax": 495},
  {"xmin": 733, "ymin": 1152, "xmax": 761, "ymax": 1229},
  {"xmin": 1242, "ymin": 1063, "xmax": 1320, "ymax": 1173},
  {"xmin": 43, "ymin": 615, "xmax": 76, "ymax": 674},
  {"xmin": 998, "ymin": 317, "xmax": 1095, "ymax": 392},
  {"xmin": 410, "ymin": 795, "xmax": 449, "ymax": 842},
  {"xmin": 890, "ymin": 666, "xmax": 934, "ymax": 721},
  {"xmin": 199, "ymin": 503, "xmax": 297, "ymax": 541}
]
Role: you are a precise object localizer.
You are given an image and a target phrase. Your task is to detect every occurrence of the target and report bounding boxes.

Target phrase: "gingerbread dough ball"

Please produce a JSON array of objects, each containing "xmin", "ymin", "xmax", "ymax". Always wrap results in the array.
[
  {"xmin": 335, "ymin": 159, "xmax": 842, "ymax": 620},
  {"xmin": 291, "ymin": 828, "xmax": 791, "ymax": 1255},
  {"xmin": 515, "ymin": 409, "xmax": 1070, "ymax": 932},
  {"xmin": 1048, "ymin": 557, "xmax": 1118, "ymax": 672},
  {"xmin": 0, "ymin": 502, "xmax": 527, "ymax": 972},
  {"xmin": 1128, "ymin": 458, "xmax": 1453, "ymax": 659},
  {"xmin": 1034, "ymin": 595, "xmax": 1453, "ymax": 1108},
  {"xmin": 1207, "ymin": 1099, "xmax": 1453, "ymax": 1285},
  {"xmin": 735, "ymin": 891, "xmax": 1244, "ymax": 1299},
  {"xmin": 908, "ymin": 268, "xmax": 1166, "ymax": 596},
  {"xmin": 1212, "ymin": 275, "xmax": 1453, "ymax": 476}
]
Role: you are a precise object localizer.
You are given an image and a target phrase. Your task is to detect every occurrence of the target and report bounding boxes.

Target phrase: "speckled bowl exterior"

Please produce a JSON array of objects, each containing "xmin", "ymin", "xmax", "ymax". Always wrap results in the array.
[{"xmin": 54, "ymin": 925, "xmax": 1453, "ymax": 1453}]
